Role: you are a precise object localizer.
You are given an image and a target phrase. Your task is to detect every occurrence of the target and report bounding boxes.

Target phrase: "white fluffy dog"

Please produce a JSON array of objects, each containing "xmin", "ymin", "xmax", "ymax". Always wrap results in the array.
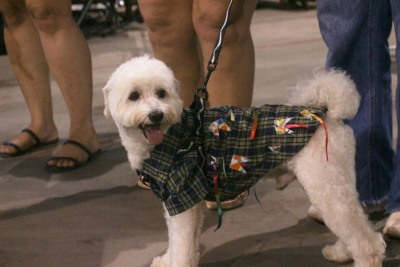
[{"xmin": 103, "ymin": 55, "xmax": 385, "ymax": 267}]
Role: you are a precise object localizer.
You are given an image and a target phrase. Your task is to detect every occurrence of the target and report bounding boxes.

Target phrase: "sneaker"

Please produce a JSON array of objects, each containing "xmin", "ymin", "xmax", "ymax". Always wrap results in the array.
[
  {"xmin": 206, "ymin": 191, "xmax": 248, "ymax": 210},
  {"xmin": 307, "ymin": 205, "xmax": 324, "ymax": 223},
  {"xmin": 383, "ymin": 211, "xmax": 400, "ymax": 238}
]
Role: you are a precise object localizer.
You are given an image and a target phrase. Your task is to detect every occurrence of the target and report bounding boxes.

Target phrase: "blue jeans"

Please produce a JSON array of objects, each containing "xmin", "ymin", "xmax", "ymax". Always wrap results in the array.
[{"xmin": 317, "ymin": 0, "xmax": 400, "ymax": 212}]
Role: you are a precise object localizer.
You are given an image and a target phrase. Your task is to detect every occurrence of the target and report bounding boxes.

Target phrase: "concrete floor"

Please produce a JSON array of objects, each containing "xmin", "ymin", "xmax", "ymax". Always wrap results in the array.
[{"xmin": 0, "ymin": 4, "xmax": 399, "ymax": 267}]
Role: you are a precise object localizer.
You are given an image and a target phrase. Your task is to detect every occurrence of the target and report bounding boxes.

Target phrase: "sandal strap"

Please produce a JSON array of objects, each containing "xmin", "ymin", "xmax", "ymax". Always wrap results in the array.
[
  {"xmin": 21, "ymin": 128, "xmax": 41, "ymax": 145},
  {"xmin": 2, "ymin": 141, "xmax": 22, "ymax": 154},
  {"xmin": 63, "ymin": 139, "xmax": 92, "ymax": 160}
]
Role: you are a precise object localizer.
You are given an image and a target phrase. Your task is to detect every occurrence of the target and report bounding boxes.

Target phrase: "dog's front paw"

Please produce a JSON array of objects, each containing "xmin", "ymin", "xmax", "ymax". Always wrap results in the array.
[
  {"xmin": 322, "ymin": 241, "xmax": 352, "ymax": 263},
  {"xmin": 151, "ymin": 255, "xmax": 169, "ymax": 267}
]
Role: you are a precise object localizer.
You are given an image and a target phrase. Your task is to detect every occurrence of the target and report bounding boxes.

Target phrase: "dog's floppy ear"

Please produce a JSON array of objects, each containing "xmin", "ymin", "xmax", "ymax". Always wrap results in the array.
[{"xmin": 102, "ymin": 83, "xmax": 111, "ymax": 119}]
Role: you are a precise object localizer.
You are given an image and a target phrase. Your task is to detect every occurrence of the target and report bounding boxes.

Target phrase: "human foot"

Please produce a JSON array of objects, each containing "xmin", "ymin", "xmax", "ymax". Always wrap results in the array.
[
  {"xmin": 0, "ymin": 128, "xmax": 58, "ymax": 158},
  {"xmin": 45, "ymin": 138, "xmax": 101, "ymax": 173},
  {"xmin": 383, "ymin": 211, "xmax": 400, "ymax": 238}
]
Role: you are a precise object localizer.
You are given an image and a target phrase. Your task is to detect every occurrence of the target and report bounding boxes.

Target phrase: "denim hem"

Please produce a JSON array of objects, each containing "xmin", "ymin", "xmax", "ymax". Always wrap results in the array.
[
  {"xmin": 387, "ymin": 208, "xmax": 400, "ymax": 214},
  {"xmin": 386, "ymin": 206, "xmax": 400, "ymax": 214},
  {"xmin": 361, "ymin": 195, "xmax": 388, "ymax": 210}
]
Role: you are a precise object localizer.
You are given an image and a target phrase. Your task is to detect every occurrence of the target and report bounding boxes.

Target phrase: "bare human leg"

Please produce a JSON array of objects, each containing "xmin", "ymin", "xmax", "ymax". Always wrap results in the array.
[
  {"xmin": 25, "ymin": 0, "xmax": 100, "ymax": 169},
  {"xmin": 0, "ymin": 0, "xmax": 58, "ymax": 156},
  {"xmin": 138, "ymin": 0, "xmax": 202, "ymax": 107},
  {"xmin": 193, "ymin": 0, "xmax": 257, "ymax": 108}
]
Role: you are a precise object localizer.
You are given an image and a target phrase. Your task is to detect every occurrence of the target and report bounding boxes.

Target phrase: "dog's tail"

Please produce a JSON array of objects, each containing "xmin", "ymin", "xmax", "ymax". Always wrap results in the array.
[{"xmin": 287, "ymin": 68, "xmax": 360, "ymax": 120}]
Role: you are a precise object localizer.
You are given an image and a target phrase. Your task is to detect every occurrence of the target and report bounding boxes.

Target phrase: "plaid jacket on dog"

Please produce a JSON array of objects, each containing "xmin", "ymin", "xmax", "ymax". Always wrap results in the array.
[{"xmin": 139, "ymin": 105, "xmax": 327, "ymax": 216}]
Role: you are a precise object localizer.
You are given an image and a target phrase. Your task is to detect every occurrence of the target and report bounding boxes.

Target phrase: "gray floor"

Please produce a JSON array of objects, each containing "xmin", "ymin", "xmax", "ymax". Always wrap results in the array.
[{"xmin": 0, "ymin": 4, "xmax": 399, "ymax": 267}]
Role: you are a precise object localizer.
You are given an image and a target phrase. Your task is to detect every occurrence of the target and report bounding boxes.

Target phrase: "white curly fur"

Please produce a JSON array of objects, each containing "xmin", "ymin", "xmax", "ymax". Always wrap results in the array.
[
  {"xmin": 103, "ymin": 55, "xmax": 183, "ymax": 169},
  {"xmin": 287, "ymin": 68, "xmax": 361, "ymax": 120},
  {"xmin": 104, "ymin": 56, "xmax": 385, "ymax": 267}
]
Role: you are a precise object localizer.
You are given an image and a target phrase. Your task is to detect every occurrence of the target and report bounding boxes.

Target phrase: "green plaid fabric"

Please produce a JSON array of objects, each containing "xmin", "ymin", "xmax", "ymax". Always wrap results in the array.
[{"xmin": 140, "ymin": 105, "xmax": 327, "ymax": 216}]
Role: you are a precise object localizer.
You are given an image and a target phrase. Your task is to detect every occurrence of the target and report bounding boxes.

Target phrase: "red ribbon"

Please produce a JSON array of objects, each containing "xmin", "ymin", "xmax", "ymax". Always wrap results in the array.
[
  {"xmin": 305, "ymin": 112, "xmax": 329, "ymax": 161},
  {"xmin": 212, "ymin": 163, "xmax": 222, "ymax": 231},
  {"xmin": 285, "ymin": 124, "xmax": 309, "ymax": 129},
  {"xmin": 249, "ymin": 113, "xmax": 258, "ymax": 140}
]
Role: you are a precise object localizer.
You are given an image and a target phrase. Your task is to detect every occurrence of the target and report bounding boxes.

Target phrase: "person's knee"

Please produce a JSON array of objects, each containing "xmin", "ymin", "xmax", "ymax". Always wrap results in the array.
[
  {"xmin": 139, "ymin": 3, "xmax": 194, "ymax": 49},
  {"xmin": 0, "ymin": 1, "xmax": 27, "ymax": 28},
  {"xmin": 142, "ymin": 13, "xmax": 176, "ymax": 46},
  {"xmin": 25, "ymin": 3, "xmax": 56, "ymax": 34},
  {"xmin": 25, "ymin": 2, "xmax": 70, "ymax": 35},
  {"xmin": 194, "ymin": 2, "xmax": 251, "ymax": 47}
]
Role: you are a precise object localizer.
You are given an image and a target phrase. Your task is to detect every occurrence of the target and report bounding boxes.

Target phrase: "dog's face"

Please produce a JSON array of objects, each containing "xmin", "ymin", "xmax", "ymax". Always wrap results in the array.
[{"xmin": 103, "ymin": 55, "xmax": 183, "ymax": 145}]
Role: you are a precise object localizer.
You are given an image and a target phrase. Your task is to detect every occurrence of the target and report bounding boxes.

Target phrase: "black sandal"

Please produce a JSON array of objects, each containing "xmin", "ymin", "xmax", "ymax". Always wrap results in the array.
[
  {"xmin": 0, "ymin": 128, "xmax": 59, "ymax": 158},
  {"xmin": 45, "ymin": 139, "xmax": 101, "ymax": 173}
]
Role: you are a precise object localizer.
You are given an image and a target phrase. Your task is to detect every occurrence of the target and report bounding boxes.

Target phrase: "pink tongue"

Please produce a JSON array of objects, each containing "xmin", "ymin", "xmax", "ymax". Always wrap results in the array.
[{"xmin": 145, "ymin": 126, "xmax": 164, "ymax": 145}]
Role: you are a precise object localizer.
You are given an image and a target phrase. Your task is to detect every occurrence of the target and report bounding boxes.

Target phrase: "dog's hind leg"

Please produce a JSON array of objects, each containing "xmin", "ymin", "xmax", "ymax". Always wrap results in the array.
[
  {"xmin": 294, "ymin": 162, "xmax": 385, "ymax": 267},
  {"xmin": 151, "ymin": 202, "xmax": 204, "ymax": 267},
  {"xmin": 290, "ymin": 126, "xmax": 385, "ymax": 267}
]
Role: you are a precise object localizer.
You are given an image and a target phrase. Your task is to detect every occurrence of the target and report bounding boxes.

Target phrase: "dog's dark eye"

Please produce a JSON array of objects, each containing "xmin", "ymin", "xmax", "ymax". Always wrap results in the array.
[
  {"xmin": 156, "ymin": 89, "xmax": 166, "ymax": 99},
  {"xmin": 129, "ymin": 91, "xmax": 140, "ymax": 101}
]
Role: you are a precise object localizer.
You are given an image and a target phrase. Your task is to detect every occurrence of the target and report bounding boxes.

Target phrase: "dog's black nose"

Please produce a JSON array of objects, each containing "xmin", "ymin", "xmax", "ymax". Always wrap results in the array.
[{"xmin": 148, "ymin": 111, "xmax": 164, "ymax": 123}]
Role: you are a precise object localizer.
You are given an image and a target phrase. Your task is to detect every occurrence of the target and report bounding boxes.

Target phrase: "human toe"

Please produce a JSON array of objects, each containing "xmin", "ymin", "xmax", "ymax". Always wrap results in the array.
[{"xmin": 384, "ymin": 211, "xmax": 400, "ymax": 238}]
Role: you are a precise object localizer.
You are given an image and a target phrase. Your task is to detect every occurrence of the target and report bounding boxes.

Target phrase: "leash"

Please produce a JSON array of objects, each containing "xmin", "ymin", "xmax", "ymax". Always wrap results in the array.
[{"xmin": 190, "ymin": 0, "xmax": 234, "ymax": 231}]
